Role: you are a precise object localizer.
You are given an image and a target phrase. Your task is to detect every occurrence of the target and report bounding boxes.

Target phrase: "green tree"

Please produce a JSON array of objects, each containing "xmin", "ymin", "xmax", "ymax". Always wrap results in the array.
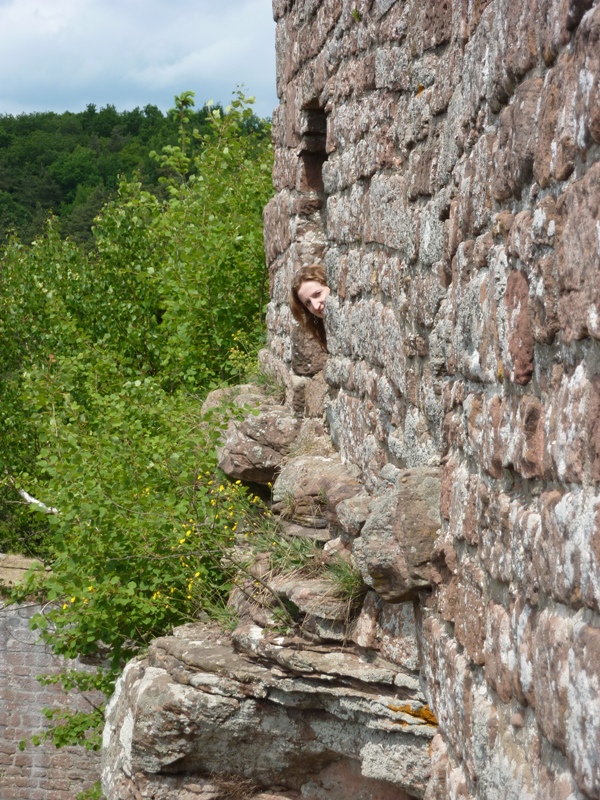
[{"xmin": 1, "ymin": 92, "xmax": 273, "ymax": 748}]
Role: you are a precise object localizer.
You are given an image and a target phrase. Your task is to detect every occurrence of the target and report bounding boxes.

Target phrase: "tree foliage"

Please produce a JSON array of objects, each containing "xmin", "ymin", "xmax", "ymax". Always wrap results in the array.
[{"xmin": 1, "ymin": 91, "xmax": 274, "ymax": 749}]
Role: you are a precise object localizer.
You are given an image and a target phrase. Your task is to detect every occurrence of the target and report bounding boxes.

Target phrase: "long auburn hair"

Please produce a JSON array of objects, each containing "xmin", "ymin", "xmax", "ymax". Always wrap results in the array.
[{"xmin": 290, "ymin": 264, "xmax": 328, "ymax": 348}]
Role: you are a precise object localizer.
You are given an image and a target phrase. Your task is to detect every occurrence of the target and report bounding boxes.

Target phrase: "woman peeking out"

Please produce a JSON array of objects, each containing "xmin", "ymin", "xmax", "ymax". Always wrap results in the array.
[{"xmin": 290, "ymin": 264, "xmax": 330, "ymax": 349}]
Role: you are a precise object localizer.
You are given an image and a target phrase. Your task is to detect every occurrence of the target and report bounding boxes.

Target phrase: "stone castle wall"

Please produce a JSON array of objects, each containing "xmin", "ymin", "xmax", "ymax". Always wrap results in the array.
[
  {"xmin": 0, "ymin": 556, "xmax": 100, "ymax": 800},
  {"xmin": 263, "ymin": 1, "xmax": 600, "ymax": 798}
]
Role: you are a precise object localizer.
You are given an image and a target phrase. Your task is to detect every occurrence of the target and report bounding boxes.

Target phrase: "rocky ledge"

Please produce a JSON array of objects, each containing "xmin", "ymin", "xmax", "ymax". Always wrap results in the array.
[
  {"xmin": 102, "ymin": 621, "xmax": 435, "ymax": 800},
  {"xmin": 102, "ymin": 382, "xmax": 444, "ymax": 800}
]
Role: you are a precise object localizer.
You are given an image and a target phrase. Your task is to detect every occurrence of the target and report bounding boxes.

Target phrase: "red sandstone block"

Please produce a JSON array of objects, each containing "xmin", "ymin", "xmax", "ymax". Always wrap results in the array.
[
  {"xmin": 505, "ymin": 270, "xmax": 534, "ymax": 385},
  {"xmin": 446, "ymin": 466, "xmax": 477, "ymax": 546},
  {"xmin": 507, "ymin": 209, "xmax": 534, "ymax": 261},
  {"xmin": 39, "ymin": 777, "xmax": 71, "ymax": 790},
  {"xmin": 422, "ymin": 0, "xmax": 452, "ymax": 51},
  {"xmin": 272, "ymin": 149, "xmax": 298, "ymax": 191},
  {"xmin": 6, "ymin": 665, "xmax": 37, "ymax": 677},
  {"xmin": 513, "ymin": 396, "xmax": 545, "ymax": 479},
  {"xmin": 11, "ymin": 775, "xmax": 36, "ymax": 787},
  {"xmin": 440, "ymin": 458, "xmax": 456, "ymax": 521},
  {"xmin": 590, "ymin": 375, "xmax": 600, "ymax": 481},
  {"xmin": 442, "ymin": 409, "xmax": 466, "ymax": 454},
  {"xmin": 49, "ymin": 752, "xmax": 75, "ymax": 769},
  {"xmin": 18, "ymin": 790, "xmax": 46, "ymax": 800},
  {"xmin": 378, "ymin": 1, "xmax": 409, "ymax": 43},
  {"xmin": 263, "ymin": 193, "xmax": 293, "ymax": 265},
  {"xmin": 12, "ymin": 752, "xmax": 33, "ymax": 767},
  {"xmin": 529, "ymin": 251, "xmax": 560, "ymax": 345},
  {"xmin": 478, "ymin": 394, "xmax": 503, "ymax": 479}
]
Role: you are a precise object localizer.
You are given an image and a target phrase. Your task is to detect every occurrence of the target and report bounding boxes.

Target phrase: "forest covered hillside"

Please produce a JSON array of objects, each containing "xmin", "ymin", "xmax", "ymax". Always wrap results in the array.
[{"xmin": 0, "ymin": 98, "xmax": 266, "ymax": 245}]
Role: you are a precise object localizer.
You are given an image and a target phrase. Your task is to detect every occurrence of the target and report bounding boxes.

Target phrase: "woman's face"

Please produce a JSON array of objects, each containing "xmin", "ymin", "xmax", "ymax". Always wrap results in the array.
[{"xmin": 297, "ymin": 280, "xmax": 330, "ymax": 319}]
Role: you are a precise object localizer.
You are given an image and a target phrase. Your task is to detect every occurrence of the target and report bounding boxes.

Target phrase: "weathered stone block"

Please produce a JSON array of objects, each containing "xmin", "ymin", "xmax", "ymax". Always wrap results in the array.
[
  {"xmin": 354, "ymin": 468, "xmax": 442, "ymax": 602},
  {"xmin": 511, "ymin": 599, "xmax": 537, "ymax": 706},
  {"xmin": 532, "ymin": 609, "xmax": 573, "ymax": 752},
  {"xmin": 505, "ymin": 270, "xmax": 534, "ymax": 385},
  {"xmin": 336, "ymin": 492, "xmax": 373, "ymax": 539},
  {"xmin": 454, "ymin": 558, "xmax": 487, "ymax": 665},
  {"xmin": 492, "ymin": 79, "xmax": 543, "ymax": 202},
  {"xmin": 484, "ymin": 602, "xmax": 514, "ymax": 702},
  {"xmin": 479, "ymin": 487, "xmax": 513, "ymax": 584},
  {"xmin": 421, "ymin": 617, "xmax": 474, "ymax": 763},
  {"xmin": 272, "ymin": 453, "xmax": 362, "ymax": 527},
  {"xmin": 218, "ymin": 402, "xmax": 301, "ymax": 485},
  {"xmin": 555, "ymin": 161, "xmax": 600, "ymax": 342},
  {"xmin": 535, "ymin": 5, "xmax": 600, "ymax": 184},
  {"xmin": 422, "ymin": 0, "xmax": 452, "ymax": 50},
  {"xmin": 535, "ymin": 489, "xmax": 600, "ymax": 612},
  {"xmin": 103, "ymin": 623, "xmax": 433, "ymax": 800},
  {"xmin": 545, "ymin": 365, "xmax": 592, "ymax": 484},
  {"xmin": 263, "ymin": 192, "xmax": 293, "ymax": 265},
  {"xmin": 290, "ymin": 322, "xmax": 328, "ymax": 376},
  {"xmin": 567, "ymin": 620, "xmax": 600, "ymax": 798},
  {"xmin": 378, "ymin": 601, "xmax": 420, "ymax": 671}
]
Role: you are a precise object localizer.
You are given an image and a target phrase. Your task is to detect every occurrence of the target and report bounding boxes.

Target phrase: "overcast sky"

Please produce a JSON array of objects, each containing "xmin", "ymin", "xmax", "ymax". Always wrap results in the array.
[{"xmin": 0, "ymin": 0, "xmax": 278, "ymax": 119}]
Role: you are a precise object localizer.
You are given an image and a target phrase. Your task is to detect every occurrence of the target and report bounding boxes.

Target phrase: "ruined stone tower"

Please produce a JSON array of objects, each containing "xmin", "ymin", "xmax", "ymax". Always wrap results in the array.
[
  {"xmin": 263, "ymin": 1, "xmax": 600, "ymax": 797},
  {"xmin": 102, "ymin": 2, "xmax": 600, "ymax": 798}
]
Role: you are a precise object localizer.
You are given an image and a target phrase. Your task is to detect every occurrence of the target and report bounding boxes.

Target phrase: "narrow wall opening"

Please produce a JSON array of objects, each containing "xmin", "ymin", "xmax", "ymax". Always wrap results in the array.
[{"xmin": 290, "ymin": 103, "xmax": 330, "ymax": 379}]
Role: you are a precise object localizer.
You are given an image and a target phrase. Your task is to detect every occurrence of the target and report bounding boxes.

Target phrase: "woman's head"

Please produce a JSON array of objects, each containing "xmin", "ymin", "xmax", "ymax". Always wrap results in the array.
[{"xmin": 290, "ymin": 264, "xmax": 330, "ymax": 347}]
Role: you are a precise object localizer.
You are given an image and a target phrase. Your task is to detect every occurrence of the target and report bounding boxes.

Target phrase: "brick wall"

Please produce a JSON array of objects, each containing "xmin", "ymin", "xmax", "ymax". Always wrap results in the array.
[
  {"xmin": 264, "ymin": 1, "xmax": 600, "ymax": 798},
  {"xmin": 0, "ymin": 601, "xmax": 101, "ymax": 800}
]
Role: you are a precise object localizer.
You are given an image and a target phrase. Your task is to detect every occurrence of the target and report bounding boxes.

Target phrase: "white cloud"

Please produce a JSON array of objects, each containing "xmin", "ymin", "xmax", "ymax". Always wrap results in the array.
[{"xmin": 0, "ymin": 0, "xmax": 277, "ymax": 117}]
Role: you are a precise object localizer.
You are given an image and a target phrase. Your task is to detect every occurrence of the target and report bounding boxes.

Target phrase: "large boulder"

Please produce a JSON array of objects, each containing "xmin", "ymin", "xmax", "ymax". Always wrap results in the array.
[
  {"xmin": 203, "ymin": 384, "xmax": 302, "ymax": 485},
  {"xmin": 217, "ymin": 403, "xmax": 301, "ymax": 484},
  {"xmin": 353, "ymin": 468, "xmax": 443, "ymax": 602}
]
